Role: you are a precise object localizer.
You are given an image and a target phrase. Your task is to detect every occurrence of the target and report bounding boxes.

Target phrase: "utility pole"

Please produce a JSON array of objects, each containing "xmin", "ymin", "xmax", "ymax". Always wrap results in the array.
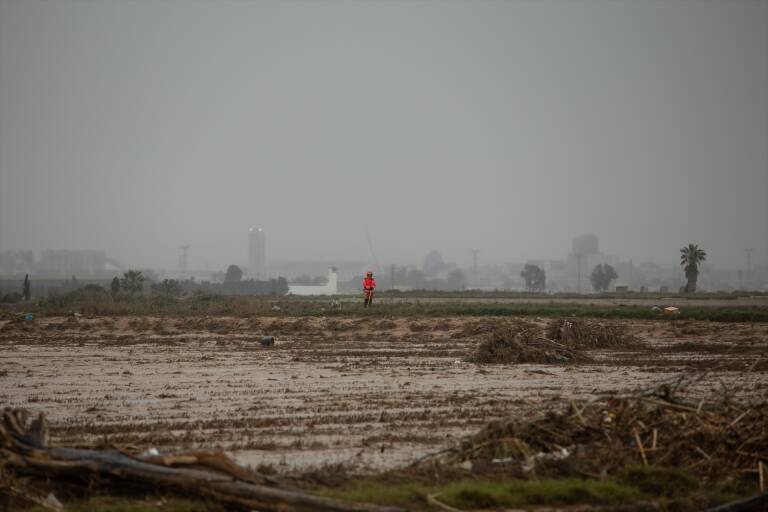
[
  {"xmin": 472, "ymin": 250, "xmax": 479, "ymax": 289},
  {"xmin": 576, "ymin": 254, "xmax": 582, "ymax": 294},
  {"xmin": 745, "ymin": 248, "xmax": 754, "ymax": 283},
  {"xmin": 179, "ymin": 245, "xmax": 190, "ymax": 274}
]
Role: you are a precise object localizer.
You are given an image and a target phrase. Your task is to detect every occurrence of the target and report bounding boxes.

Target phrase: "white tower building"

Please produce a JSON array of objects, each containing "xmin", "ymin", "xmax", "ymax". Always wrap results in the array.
[{"xmin": 248, "ymin": 227, "xmax": 266, "ymax": 279}]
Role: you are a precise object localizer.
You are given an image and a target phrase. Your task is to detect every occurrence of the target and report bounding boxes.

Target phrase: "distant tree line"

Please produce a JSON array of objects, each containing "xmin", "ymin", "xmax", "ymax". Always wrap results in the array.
[
  {"xmin": 42, "ymin": 266, "xmax": 289, "ymax": 300},
  {"xmin": 0, "ymin": 243, "xmax": 716, "ymax": 301}
]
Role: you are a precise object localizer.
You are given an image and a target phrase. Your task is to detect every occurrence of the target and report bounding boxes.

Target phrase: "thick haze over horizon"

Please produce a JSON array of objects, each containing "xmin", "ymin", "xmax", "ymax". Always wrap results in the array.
[{"xmin": 1, "ymin": 0, "xmax": 766, "ymax": 272}]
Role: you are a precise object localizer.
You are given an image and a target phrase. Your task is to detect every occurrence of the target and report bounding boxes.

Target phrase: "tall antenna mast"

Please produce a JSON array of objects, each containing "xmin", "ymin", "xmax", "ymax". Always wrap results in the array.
[{"xmin": 179, "ymin": 245, "xmax": 190, "ymax": 274}]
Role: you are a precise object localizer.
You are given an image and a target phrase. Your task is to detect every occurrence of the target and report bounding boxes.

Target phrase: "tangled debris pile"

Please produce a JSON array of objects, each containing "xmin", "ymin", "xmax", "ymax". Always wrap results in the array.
[
  {"xmin": 425, "ymin": 393, "xmax": 767, "ymax": 486},
  {"xmin": 0, "ymin": 408, "xmax": 403, "ymax": 512},
  {"xmin": 468, "ymin": 323, "xmax": 581, "ymax": 364},
  {"xmin": 546, "ymin": 318, "xmax": 636, "ymax": 349},
  {"xmin": 468, "ymin": 318, "xmax": 634, "ymax": 365}
]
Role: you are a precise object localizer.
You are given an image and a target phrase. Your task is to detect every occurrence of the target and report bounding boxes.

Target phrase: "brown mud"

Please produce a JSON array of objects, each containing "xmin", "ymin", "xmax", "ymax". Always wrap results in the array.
[{"xmin": 1, "ymin": 315, "xmax": 766, "ymax": 474}]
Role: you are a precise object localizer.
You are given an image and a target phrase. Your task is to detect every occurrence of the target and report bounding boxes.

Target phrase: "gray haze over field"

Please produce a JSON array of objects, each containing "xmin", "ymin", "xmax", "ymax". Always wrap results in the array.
[{"xmin": 1, "ymin": 0, "xmax": 766, "ymax": 271}]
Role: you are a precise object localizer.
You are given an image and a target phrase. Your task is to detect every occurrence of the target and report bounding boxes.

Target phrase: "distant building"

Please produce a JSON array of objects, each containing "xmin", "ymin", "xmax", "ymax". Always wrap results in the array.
[
  {"xmin": 0, "ymin": 249, "xmax": 122, "ymax": 280},
  {"xmin": 37, "ymin": 250, "xmax": 108, "ymax": 277},
  {"xmin": 568, "ymin": 234, "xmax": 601, "ymax": 293},
  {"xmin": 287, "ymin": 267, "xmax": 338, "ymax": 296},
  {"xmin": 248, "ymin": 227, "xmax": 266, "ymax": 278},
  {"xmin": 0, "ymin": 250, "xmax": 35, "ymax": 276}
]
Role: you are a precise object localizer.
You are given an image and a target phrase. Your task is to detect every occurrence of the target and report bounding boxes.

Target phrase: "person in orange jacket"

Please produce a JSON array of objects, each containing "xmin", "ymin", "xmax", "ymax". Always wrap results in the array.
[{"xmin": 362, "ymin": 271, "xmax": 376, "ymax": 308}]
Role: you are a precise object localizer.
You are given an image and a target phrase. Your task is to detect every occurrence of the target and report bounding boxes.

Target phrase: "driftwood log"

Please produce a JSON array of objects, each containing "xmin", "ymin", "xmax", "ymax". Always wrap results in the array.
[{"xmin": 0, "ymin": 408, "xmax": 403, "ymax": 512}]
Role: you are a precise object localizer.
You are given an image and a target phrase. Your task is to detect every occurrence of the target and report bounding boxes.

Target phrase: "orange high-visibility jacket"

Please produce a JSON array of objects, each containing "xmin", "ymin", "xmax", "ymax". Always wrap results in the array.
[{"xmin": 363, "ymin": 277, "xmax": 376, "ymax": 290}]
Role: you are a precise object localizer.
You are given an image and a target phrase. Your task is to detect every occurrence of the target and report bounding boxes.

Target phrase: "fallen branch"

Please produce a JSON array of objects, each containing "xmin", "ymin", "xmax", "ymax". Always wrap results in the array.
[
  {"xmin": 1, "ymin": 408, "xmax": 403, "ymax": 512},
  {"xmin": 426, "ymin": 493, "xmax": 464, "ymax": 512}
]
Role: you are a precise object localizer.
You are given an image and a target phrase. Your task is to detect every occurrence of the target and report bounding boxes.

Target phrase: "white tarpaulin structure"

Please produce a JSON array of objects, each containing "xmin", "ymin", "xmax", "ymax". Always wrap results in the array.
[{"xmin": 287, "ymin": 267, "xmax": 338, "ymax": 296}]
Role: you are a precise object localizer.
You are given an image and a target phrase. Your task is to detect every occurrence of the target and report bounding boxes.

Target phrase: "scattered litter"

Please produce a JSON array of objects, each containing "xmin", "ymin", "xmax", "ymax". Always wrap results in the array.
[
  {"xmin": 24, "ymin": 314, "xmax": 34, "ymax": 322},
  {"xmin": 519, "ymin": 446, "xmax": 571, "ymax": 473},
  {"xmin": 44, "ymin": 493, "xmax": 63, "ymax": 511},
  {"xmin": 271, "ymin": 305, "xmax": 281, "ymax": 311},
  {"xmin": 663, "ymin": 306, "xmax": 681, "ymax": 316},
  {"xmin": 142, "ymin": 447, "xmax": 160, "ymax": 457},
  {"xmin": 260, "ymin": 336, "xmax": 275, "ymax": 347}
]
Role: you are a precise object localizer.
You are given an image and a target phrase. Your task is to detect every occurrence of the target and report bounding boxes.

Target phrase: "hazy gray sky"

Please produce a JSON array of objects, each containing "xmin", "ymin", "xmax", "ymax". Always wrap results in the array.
[{"xmin": 1, "ymin": 0, "xmax": 766, "ymax": 271}]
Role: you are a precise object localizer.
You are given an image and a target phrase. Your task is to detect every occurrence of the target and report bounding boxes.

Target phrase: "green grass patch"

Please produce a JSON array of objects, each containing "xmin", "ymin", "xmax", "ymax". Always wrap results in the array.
[
  {"xmin": 617, "ymin": 466, "xmax": 698, "ymax": 497},
  {"xmin": 17, "ymin": 470, "xmax": 754, "ymax": 511},
  {"xmin": 14, "ymin": 293, "xmax": 768, "ymax": 322},
  {"xmin": 316, "ymin": 469, "xmax": 755, "ymax": 511},
  {"xmin": 319, "ymin": 481, "xmax": 431, "ymax": 508},
  {"xmin": 318, "ymin": 477, "xmax": 645, "ymax": 509},
  {"xmin": 442, "ymin": 478, "xmax": 644, "ymax": 508}
]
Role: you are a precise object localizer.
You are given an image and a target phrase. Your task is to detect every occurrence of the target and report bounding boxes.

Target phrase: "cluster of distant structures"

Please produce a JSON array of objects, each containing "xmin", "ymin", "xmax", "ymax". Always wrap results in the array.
[{"xmin": 1, "ymin": 231, "xmax": 766, "ymax": 301}]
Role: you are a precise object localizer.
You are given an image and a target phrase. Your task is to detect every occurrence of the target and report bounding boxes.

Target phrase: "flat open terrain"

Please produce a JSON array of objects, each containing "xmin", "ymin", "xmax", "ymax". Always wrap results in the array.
[{"xmin": 2, "ymin": 314, "xmax": 767, "ymax": 474}]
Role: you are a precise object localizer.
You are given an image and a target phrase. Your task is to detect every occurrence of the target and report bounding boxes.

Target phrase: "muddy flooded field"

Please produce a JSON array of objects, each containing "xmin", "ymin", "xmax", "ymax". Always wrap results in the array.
[{"xmin": 1, "ymin": 315, "xmax": 766, "ymax": 474}]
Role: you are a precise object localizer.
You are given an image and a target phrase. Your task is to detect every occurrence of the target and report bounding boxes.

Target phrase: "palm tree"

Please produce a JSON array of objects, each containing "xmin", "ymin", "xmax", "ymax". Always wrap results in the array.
[
  {"xmin": 120, "ymin": 270, "xmax": 146, "ymax": 295},
  {"xmin": 680, "ymin": 244, "xmax": 706, "ymax": 293}
]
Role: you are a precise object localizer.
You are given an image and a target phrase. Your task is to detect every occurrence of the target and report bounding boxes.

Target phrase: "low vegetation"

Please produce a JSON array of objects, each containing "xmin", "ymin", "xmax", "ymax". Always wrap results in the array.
[
  {"xmin": 17, "ymin": 470, "xmax": 749, "ymax": 512},
  {"xmin": 5, "ymin": 291, "xmax": 768, "ymax": 322},
  {"xmin": 315, "ymin": 469, "xmax": 746, "ymax": 511}
]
